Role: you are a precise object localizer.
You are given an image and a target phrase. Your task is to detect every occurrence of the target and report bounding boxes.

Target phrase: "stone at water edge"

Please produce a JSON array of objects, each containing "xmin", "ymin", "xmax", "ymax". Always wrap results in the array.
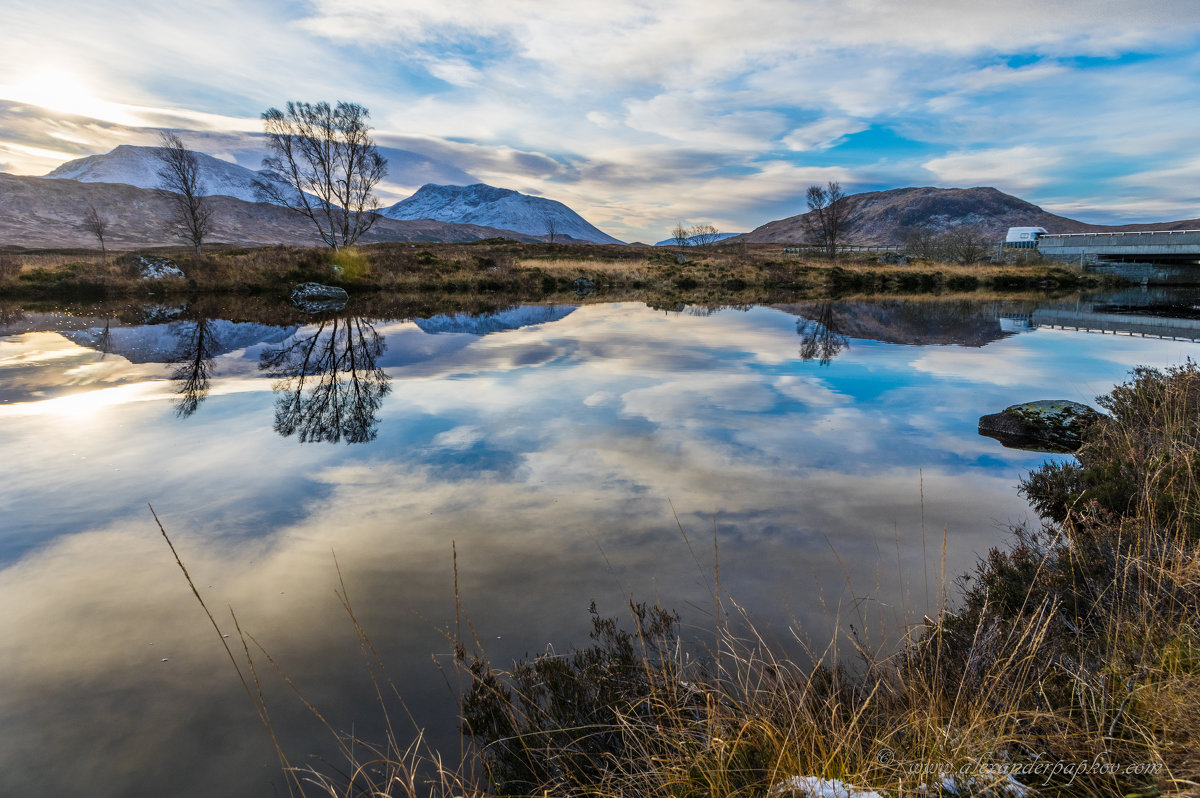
[
  {"xmin": 978, "ymin": 399, "xmax": 1104, "ymax": 453},
  {"xmin": 132, "ymin": 256, "xmax": 184, "ymax": 280},
  {"xmin": 290, "ymin": 282, "xmax": 348, "ymax": 314},
  {"xmin": 572, "ymin": 277, "xmax": 595, "ymax": 296}
]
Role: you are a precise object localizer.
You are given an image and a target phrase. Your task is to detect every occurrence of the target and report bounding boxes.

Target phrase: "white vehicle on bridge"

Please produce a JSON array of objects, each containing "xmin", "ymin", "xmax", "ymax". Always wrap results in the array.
[{"xmin": 1005, "ymin": 226, "xmax": 1048, "ymax": 248}]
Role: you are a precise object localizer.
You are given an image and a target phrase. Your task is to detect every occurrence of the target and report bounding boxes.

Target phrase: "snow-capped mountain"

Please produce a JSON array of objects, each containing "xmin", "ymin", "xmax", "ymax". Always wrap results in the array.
[
  {"xmin": 378, "ymin": 183, "xmax": 623, "ymax": 244},
  {"xmin": 413, "ymin": 305, "xmax": 577, "ymax": 335},
  {"xmin": 62, "ymin": 320, "xmax": 298, "ymax": 364},
  {"xmin": 654, "ymin": 232, "xmax": 742, "ymax": 246},
  {"xmin": 45, "ymin": 145, "xmax": 286, "ymax": 204}
]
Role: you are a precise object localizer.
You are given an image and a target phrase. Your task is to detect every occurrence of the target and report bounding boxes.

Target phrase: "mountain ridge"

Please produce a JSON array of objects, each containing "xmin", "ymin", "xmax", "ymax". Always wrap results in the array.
[
  {"xmin": 0, "ymin": 173, "xmax": 553, "ymax": 248},
  {"xmin": 733, "ymin": 186, "xmax": 1200, "ymax": 245},
  {"xmin": 45, "ymin": 144, "xmax": 287, "ymax": 205},
  {"xmin": 379, "ymin": 183, "xmax": 623, "ymax": 244}
]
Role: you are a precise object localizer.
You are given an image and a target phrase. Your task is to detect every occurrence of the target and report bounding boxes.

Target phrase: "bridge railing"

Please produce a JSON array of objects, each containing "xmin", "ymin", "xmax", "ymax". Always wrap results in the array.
[{"xmin": 1041, "ymin": 229, "xmax": 1200, "ymax": 239}]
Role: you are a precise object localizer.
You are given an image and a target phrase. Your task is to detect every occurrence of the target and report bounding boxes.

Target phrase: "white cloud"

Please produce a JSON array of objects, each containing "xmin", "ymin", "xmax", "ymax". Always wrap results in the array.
[
  {"xmin": 783, "ymin": 118, "xmax": 869, "ymax": 152},
  {"xmin": 923, "ymin": 146, "xmax": 1061, "ymax": 192}
]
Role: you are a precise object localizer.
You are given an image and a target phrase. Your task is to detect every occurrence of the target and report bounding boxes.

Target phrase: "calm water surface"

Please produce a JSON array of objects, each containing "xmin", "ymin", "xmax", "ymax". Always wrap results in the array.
[{"xmin": 2, "ymin": 292, "xmax": 1199, "ymax": 797}]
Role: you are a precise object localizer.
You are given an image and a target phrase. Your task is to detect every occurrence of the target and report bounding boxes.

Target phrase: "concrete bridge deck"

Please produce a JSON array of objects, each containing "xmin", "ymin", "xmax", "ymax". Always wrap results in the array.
[{"xmin": 1038, "ymin": 230, "xmax": 1200, "ymax": 263}]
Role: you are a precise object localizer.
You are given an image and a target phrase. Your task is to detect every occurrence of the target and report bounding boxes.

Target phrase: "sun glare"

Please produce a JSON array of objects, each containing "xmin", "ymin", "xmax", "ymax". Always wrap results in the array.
[{"xmin": 2, "ymin": 68, "xmax": 132, "ymax": 124}]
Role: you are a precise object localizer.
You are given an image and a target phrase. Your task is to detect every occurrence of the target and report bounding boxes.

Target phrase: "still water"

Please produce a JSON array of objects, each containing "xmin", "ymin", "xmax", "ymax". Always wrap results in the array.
[{"xmin": 1, "ymin": 291, "xmax": 1199, "ymax": 796}]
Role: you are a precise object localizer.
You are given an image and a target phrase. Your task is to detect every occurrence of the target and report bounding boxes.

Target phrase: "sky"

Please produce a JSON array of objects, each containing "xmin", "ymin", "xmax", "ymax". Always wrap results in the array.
[{"xmin": 2, "ymin": 0, "xmax": 1200, "ymax": 243}]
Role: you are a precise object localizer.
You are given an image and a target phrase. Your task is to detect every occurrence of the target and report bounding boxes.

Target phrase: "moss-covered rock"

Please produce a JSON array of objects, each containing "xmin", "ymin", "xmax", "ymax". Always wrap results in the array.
[{"xmin": 978, "ymin": 399, "xmax": 1103, "ymax": 452}]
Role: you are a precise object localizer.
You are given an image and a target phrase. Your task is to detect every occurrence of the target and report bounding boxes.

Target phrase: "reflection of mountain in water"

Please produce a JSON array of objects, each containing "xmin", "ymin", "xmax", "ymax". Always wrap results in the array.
[
  {"xmin": 413, "ymin": 305, "xmax": 576, "ymax": 336},
  {"xmin": 62, "ymin": 321, "xmax": 297, "ymax": 363},
  {"xmin": 779, "ymin": 300, "xmax": 1013, "ymax": 348}
]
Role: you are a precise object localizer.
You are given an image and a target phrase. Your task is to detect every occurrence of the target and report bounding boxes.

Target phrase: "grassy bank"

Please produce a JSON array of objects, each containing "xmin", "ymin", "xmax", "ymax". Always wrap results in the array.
[
  {"xmin": 0, "ymin": 241, "xmax": 1109, "ymax": 301},
  {"xmin": 164, "ymin": 363, "xmax": 1200, "ymax": 797}
]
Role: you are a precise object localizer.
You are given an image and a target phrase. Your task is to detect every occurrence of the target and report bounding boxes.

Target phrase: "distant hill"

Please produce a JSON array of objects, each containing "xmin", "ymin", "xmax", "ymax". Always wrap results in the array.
[
  {"xmin": 734, "ymin": 186, "xmax": 1200, "ymax": 245},
  {"xmin": 654, "ymin": 232, "xmax": 742, "ymax": 246},
  {"xmin": 0, "ymin": 173, "xmax": 549, "ymax": 249},
  {"xmin": 45, "ymin": 144, "xmax": 291, "ymax": 205},
  {"xmin": 379, "ymin": 183, "xmax": 623, "ymax": 244}
]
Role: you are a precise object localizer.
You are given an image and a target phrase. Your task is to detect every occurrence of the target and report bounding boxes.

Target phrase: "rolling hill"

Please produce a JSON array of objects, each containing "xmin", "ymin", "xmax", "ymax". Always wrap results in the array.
[{"xmin": 733, "ymin": 187, "xmax": 1200, "ymax": 245}]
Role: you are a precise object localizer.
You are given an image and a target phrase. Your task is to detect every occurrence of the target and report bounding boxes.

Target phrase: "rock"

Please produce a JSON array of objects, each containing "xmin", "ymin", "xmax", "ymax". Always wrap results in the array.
[
  {"xmin": 290, "ymin": 282, "xmax": 348, "ymax": 314},
  {"xmin": 878, "ymin": 252, "xmax": 908, "ymax": 264},
  {"xmin": 141, "ymin": 304, "xmax": 185, "ymax": 323},
  {"xmin": 572, "ymin": 277, "xmax": 595, "ymax": 296},
  {"xmin": 978, "ymin": 399, "xmax": 1103, "ymax": 452},
  {"xmin": 675, "ymin": 253, "xmax": 688, "ymax": 264},
  {"xmin": 132, "ymin": 256, "xmax": 184, "ymax": 280}
]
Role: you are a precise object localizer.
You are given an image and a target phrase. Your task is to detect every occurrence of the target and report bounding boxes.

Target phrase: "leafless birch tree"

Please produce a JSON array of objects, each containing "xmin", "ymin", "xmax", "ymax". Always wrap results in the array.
[
  {"xmin": 672, "ymin": 221, "xmax": 690, "ymax": 247},
  {"xmin": 804, "ymin": 181, "xmax": 855, "ymax": 257},
  {"xmin": 689, "ymin": 223, "xmax": 721, "ymax": 247},
  {"xmin": 156, "ymin": 131, "xmax": 213, "ymax": 254},
  {"xmin": 82, "ymin": 205, "xmax": 108, "ymax": 259},
  {"xmin": 256, "ymin": 101, "xmax": 388, "ymax": 250}
]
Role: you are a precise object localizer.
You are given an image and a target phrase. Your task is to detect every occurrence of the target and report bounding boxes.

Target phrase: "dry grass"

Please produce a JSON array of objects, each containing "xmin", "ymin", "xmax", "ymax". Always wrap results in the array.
[{"xmin": 0, "ymin": 241, "xmax": 1108, "ymax": 300}]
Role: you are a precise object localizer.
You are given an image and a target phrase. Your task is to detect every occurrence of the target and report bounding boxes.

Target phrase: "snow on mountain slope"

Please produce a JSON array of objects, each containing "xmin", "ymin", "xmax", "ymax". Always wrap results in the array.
[
  {"xmin": 62, "ymin": 320, "xmax": 297, "ymax": 364},
  {"xmin": 413, "ymin": 305, "xmax": 577, "ymax": 335},
  {"xmin": 378, "ymin": 183, "xmax": 623, "ymax": 244},
  {"xmin": 45, "ymin": 145, "xmax": 286, "ymax": 204}
]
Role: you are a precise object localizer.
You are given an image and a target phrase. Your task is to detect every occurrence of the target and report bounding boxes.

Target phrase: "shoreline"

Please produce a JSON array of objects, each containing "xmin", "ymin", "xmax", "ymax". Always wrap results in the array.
[{"xmin": 0, "ymin": 241, "xmax": 1115, "ymax": 302}]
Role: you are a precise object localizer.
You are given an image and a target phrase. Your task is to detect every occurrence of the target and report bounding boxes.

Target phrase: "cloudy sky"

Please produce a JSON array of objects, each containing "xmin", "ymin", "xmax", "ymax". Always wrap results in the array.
[{"xmin": 2, "ymin": 0, "xmax": 1199, "ymax": 242}]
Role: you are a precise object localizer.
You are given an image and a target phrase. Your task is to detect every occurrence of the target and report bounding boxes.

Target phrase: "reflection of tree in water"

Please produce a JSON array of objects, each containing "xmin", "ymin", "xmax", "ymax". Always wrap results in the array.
[
  {"xmin": 797, "ymin": 301, "xmax": 848, "ymax": 365},
  {"xmin": 259, "ymin": 317, "xmax": 390, "ymax": 444},
  {"xmin": 170, "ymin": 319, "xmax": 219, "ymax": 417},
  {"xmin": 0, "ymin": 304, "xmax": 24, "ymax": 327}
]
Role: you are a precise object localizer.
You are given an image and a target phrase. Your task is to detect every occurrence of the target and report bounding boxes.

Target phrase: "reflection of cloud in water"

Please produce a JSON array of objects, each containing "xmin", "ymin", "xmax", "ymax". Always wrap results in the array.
[{"xmin": 3, "ymin": 299, "xmax": 1200, "ymax": 797}]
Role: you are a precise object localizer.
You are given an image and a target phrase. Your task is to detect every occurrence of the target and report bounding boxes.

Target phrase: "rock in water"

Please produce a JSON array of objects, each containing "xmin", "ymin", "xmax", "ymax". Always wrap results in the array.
[
  {"xmin": 290, "ymin": 282, "xmax": 348, "ymax": 313},
  {"xmin": 978, "ymin": 400, "xmax": 1103, "ymax": 452},
  {"xmin": 132, "ymin": 256, "xmax": 184, "ymax": 280}
]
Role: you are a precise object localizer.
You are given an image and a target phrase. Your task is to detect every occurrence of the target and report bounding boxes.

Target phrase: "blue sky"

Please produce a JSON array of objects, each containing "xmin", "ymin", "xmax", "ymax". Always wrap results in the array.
[{"xmin": 2, "ymin": 0, "xmax": 1199, "ymax": 242}]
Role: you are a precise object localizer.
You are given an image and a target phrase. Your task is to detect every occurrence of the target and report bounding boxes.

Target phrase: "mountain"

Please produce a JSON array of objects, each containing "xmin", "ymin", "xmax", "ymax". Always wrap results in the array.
[
  {"xmin": 413, "ymin": 305, "xmax": 576, "ymax": 335},
  {"xmin": 734, "ymin": 187, "xmax": 1200, "ymax": 245},
  {"xmin": 654, "ymin": 232, "xmax": 742, "ymax": 246},
  {"xmin": 45, "ymin": 144, "xmax": 287, "ymax": 204},
  {"xmin": 61, "ymin": 320, "xmax": 297, "ymax": 364},
  {"xmin": 778, "ymin": 300, "xmax": 1012, "ymax": 348},
  {"xmin": 0, "ymin": 173, "xmax": 551, "ymax": 248},
  {"xmin": 379, "ymin": 183, "xmax": 623, "ymax": 244}
]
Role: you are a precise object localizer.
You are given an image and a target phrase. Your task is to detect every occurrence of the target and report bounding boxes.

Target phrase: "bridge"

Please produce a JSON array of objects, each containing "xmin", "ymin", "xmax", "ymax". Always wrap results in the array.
[{"xmin": 1037, "ymin": 230, "xmax": 1200, "ymax": 264}]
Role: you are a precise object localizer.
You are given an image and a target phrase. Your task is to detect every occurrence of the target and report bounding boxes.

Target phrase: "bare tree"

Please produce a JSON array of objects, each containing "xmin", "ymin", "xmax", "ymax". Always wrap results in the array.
[
  {"xmin": 544, "ymin": 215, "xmax": 557, "ymax": 244},
  {"xmin": 902, "ymin": 225, "xmax": 991, "ymax": 264},
  {"xmin": 256, "ymin": 101, "xmax": 388, "ymax": 250},
  {"xmin": 938, "ymin": 225, "xmax": 992, "ymax": 264},
  {"xmin": 82, "ymin": 205, "xmax": 108, "ymax": 260},
  {"xmin": 804, "ymin": 181, "xmax": 855, "ymax": 258},
  {"xmin": 156, "ymin": 131, "xmax": 214, "ymax": 254},
  {"xmin": 672, "ymin": 221, "xmax": 690, "ymax": 247},
  {"xmin": 689, "ymin": 223, "xmax": 721, "ymax": 247}
]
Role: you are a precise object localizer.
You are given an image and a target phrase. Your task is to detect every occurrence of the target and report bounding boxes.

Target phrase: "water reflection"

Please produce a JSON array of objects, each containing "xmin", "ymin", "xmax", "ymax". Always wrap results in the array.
[
  {"xmin": 4, "ymin": 291, "xmax": 1200, "ymax": 798},
  {"xmin": 169, "ymin": 319, "xmax": 218, "ymax": 417},
  {"xmin": 796, "ymin": 301, "xmax": 848, "ymax": 365},
  {"xmin": 259, "ymin": 316, "xmax": 390, "ymax": 444}
]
